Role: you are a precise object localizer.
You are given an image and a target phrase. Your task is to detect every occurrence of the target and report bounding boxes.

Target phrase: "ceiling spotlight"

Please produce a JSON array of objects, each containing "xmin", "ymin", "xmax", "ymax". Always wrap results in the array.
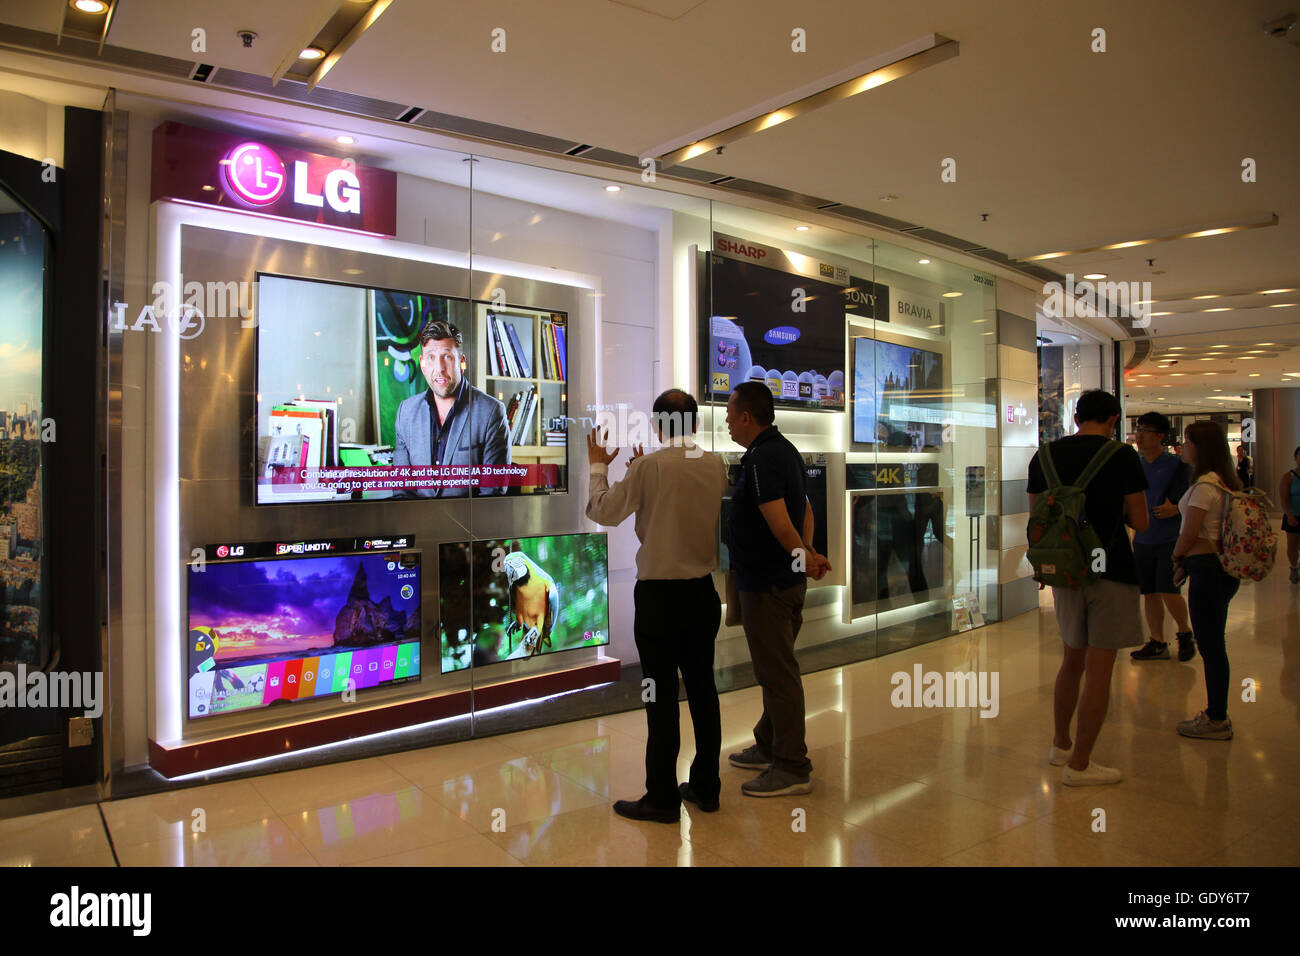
[
  {"xmin": 300, "ymin": 47, "xmax": 326, "ymax": 60},
  {"xmin": 795, "ymin": 225, "xmax": 810, "ymax": 231},
  {"xmin": 604, "ymin": 185, "xmax": 621, "ymax": 193},
  {"xmin": 1260, "ymin": 288, "xmax": 1295, "ymax": 294},
  {"xmin": 1193, "ymin": 294, "xmax": 1221, "ymax": 300},
  {"xmin": 336, "ymin": 135, "xmax": 355, "ymax": 145},
  {"xmin": 71, "ymin": 0, "xmax": 107, "ymax": 11},
  {"xmin": 1202, "ymin": 307, "xmax": 1232, "ymax": 312},
  {"xmin": 1249, "ymin": 373, "xmax": 1261, "ymax": 377},
  {"xmin": 1268, "ymin": 303, "xmax": 1297, "ymax": 308},
  {"xmin": 1083, "ymin": 273, "xmax": 1107, "ymax": 280},
  {"xmin": 942, "ymin": 291, "xmax": 962, "ymax": 298},
  {"xmin": 918, "ymin": 258, "xmax": 931, "ymax": 264}
]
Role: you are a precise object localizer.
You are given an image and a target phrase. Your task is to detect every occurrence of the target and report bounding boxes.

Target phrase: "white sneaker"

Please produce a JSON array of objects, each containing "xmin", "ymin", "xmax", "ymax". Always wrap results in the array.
[
  {"xmin": 1061, "ymin": 762, "xmax": 1122, "ymax": 786},
  {"xmin": 1049, "ymin": 745, "xmax": 1071, "ymax": 767}
]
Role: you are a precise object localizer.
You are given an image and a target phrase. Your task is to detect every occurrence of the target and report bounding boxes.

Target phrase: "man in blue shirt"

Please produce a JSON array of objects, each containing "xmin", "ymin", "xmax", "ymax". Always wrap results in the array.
[
  {"xmin": 725, "ymin": 382, "xmax": 831, "ymax": 797},
  {"xmin": 1130, "ymin": 412, "xmax": 1195, "ymax": 661}
]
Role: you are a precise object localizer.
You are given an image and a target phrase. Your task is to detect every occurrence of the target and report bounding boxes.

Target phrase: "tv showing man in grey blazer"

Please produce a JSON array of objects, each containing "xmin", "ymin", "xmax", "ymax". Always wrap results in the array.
[{"xmin": 393, "ymin": 319, "xmax": 510, "ymax": 497}]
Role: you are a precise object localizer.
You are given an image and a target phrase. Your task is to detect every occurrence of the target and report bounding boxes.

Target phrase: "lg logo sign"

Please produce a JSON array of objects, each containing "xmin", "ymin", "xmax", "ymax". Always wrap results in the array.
[{"xmin": 222, "ymin": 141, "xmax": 362, "ymax": 215}]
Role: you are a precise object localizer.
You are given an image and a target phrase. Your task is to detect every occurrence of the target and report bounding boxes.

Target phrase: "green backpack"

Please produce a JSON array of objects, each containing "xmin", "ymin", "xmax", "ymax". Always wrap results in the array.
[{"xmin": 1026, "ymin": 440, "xmax": 1123, "ymax": 589}]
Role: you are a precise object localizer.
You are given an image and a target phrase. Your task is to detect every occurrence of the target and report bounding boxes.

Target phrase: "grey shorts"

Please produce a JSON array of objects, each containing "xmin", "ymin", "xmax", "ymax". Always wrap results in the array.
[{"xmin": 1051, "ymin": 579, "xmax": 1144, "ymax": 651}]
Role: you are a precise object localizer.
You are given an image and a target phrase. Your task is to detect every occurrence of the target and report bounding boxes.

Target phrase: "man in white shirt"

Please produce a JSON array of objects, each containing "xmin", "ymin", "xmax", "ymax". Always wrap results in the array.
[{"xmin": 586, "ymin": 389, "xmax": 729, "ymax": 822}]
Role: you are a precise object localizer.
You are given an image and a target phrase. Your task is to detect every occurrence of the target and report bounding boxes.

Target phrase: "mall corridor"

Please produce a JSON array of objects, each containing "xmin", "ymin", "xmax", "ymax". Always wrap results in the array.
[{"xmin": 4, "ymin": 564, "xmax": 1295, "ymax": 868}]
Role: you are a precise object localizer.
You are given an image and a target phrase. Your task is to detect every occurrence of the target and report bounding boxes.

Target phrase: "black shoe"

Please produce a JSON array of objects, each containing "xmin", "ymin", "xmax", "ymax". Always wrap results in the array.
[
  {"xmin": 1175, "ymin": 631, "xmax": 1196, "ymax": 662},
  {"xmin": 1131, "ymin": 640, "xmax": 1170, "ymax": 661},
  {"xmin": 679, "ymin": 782, "xmax": 719, "ymax": 813},
  {"xmin": 612, "ymin": 796, "xmax": 680, "ymax": 824}
]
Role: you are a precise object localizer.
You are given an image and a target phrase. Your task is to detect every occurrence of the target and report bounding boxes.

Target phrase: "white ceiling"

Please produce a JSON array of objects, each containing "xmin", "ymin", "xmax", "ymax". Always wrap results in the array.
[{"xmin": 2, "ymin": 0, "xmax": 1298, "ymax": 409}]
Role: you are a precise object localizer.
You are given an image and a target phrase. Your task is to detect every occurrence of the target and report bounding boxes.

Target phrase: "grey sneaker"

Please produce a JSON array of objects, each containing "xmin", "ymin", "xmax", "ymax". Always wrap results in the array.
[
  {"xmin": 728, "ymin": 745, "xmax": 772, "ymax": 770},
  {"xmin": 1177, "ymin": 711, "xmax": 1233, "ymax": 740},
  {"xmin": 741, "ymin": 767, "xmax": 812, "ymax": 797}
]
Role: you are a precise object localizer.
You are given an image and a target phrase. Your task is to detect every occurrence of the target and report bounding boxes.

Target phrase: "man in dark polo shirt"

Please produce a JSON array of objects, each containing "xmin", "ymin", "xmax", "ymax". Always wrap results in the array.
[{"xmin": 725, "ymin": 381, "xmax": 831, "ymax": 797}]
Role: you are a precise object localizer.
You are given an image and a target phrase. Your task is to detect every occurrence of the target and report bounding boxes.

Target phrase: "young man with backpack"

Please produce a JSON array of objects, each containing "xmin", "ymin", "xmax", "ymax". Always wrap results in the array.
[{"xmin": 1027, "ymin": 390, "xmax": 1149, "ymax": 786}]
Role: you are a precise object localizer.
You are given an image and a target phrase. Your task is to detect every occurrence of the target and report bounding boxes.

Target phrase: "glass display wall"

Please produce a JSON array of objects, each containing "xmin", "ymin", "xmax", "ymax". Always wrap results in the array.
[
  {"xmin": 696, "ymin": 202, "xmax": 1002, "ymax": 675},
  {"xmin": 104, "ymin": 91, "xmax": 1013, "ymax": 784}
]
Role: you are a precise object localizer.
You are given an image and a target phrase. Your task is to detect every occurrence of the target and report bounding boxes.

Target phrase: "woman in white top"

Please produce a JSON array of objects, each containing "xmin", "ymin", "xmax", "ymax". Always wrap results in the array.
[{"xmin": 1170, "ymin": 421, "xmax": 1241, "ymax": 740}]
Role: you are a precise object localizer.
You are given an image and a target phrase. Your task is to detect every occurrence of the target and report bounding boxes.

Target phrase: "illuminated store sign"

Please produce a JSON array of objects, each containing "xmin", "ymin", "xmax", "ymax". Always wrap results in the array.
[{"xmin": 151, "ymin": 121, "xmax": 397, "ymax": 237}]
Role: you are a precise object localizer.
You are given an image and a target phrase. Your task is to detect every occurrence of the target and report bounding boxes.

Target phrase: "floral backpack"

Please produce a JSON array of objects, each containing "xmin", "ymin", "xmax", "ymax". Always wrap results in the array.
[{"xmin": 1199, "ymin": 473, "xmax": 1277, "ymax": 581}]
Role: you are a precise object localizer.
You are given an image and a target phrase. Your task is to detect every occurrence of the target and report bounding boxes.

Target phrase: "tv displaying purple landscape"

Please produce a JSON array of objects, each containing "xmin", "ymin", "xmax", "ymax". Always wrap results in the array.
[{"xmin": 186, "ymin": 551, "xmax": 421, "ymax": 718}]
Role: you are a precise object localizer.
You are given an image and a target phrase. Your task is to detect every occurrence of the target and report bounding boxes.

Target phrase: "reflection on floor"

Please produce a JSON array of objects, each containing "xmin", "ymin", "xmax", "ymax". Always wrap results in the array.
[{"xmin": 4, "ymin": 567, "xmax": 1298, "ymax": 867}]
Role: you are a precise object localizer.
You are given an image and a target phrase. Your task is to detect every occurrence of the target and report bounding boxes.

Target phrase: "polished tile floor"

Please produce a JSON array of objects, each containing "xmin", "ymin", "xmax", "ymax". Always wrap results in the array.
[{"xmin": 4, "ymin": 569, "xmax": 1298, "ymax": 866}]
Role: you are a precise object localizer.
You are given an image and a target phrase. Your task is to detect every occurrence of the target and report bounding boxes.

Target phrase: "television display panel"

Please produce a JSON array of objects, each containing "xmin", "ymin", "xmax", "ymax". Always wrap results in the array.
[
  {"xmin": 438, "ymin": 533, "xmax": 609, "ymax": 673},
  {"xmin": 850, "ymin": 490, "xmax": 948, "ymax": 613},
  {"xmin": 852, "ymin": 337, "xmax": 945, "ymax": 450},
  {"xmin": 186, "ymin": 550, "xmax": 421, "ymax": 718},
  {"xmin": 704, "ymin": 255, "xmax": 845, "ymax": 410},
  {"xmin": 254, "ymin": 273, "xmax": 568, "ymax": 504}
]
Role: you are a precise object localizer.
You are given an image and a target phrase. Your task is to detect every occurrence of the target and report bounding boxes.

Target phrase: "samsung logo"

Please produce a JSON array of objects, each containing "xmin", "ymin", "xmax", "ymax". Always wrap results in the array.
[{"xmin": 764, "ymin": 326, "xmax": 801, "ymax": 345}]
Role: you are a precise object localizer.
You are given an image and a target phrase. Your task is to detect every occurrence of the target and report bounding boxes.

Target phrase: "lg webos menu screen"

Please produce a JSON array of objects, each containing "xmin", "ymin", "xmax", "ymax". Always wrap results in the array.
[
  {"xmin": 186, "ymin": 549, "xmax": 421, "ymax": 719},
  {"xmin": 437, "ymin": 533, "xmax": 609, "ymax": 673},
  {"xmin": 254, "ymin": 273, "xmax": 568, "ymax": 505}
]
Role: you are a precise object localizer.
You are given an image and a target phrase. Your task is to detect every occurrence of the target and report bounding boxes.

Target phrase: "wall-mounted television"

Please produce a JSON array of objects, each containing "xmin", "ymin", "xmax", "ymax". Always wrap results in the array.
[
  {"xmin": 438, "ymin": 532, "xmax": 609, "ymax": 673},
  {"xmin": 703, "ymin": 255, "xmax": 845, "ymax": 410},
  {"xmin": 851, "ymin": 337, "xmax": 945, "ymax": 451},
  {"xmin": 186, "ymin": 547, "xmax": 421, "ymax": 718},
  {"xmin": 254, "ymin": 273, "xmax": 568, "ymax": 504}
]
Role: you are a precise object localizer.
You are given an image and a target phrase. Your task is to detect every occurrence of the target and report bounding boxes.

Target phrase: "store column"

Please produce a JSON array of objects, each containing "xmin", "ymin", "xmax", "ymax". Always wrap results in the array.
[
  {"xmin": 1252, "ymin": 387, "xmax": 1300, "ymax": 512},
  {"xmin": 994, "ymin": 285, "xmax": 1041, "ymax": 619}
]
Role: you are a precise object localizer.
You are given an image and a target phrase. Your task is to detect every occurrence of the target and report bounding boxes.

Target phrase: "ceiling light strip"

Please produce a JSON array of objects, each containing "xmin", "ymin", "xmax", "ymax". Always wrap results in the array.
[
  {"xmin": 1019, "ymin": 214, "xmax": 1279, "ymax": 262},
  {"xmin": 655, "ymin": 38, "xmax": 959, "ymax": 168},
  {"xmin": 308, "ymin": 0, "xmax": 394, "ymax": 92}
]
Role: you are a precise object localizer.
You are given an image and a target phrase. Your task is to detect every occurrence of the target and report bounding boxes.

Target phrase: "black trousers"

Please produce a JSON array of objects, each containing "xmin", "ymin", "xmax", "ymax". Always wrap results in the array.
[
  {"xmin": 1185, "ymin": 554, "xmax": 1239, "ymax": 721},
  {"xmin": 632, "ymin": 575, "xmax": 723, "ymax": 808}
]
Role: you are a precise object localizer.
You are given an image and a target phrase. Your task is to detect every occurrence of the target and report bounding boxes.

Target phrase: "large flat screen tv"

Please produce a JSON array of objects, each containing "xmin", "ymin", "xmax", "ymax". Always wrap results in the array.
[
  {"xmin": 852, "ymin": 337, "xmax": 945, "ymax": 451},
  {"xmin": 254, "ymin": 273, "xmax": 569, "ymax": 504},
  {"xmin": 186, "ymin": 549, "xmax": 421, "ymax": 718},
  {"xmin": 703, "ymin": 255, "xmax": 845, "ymax": 410},
  {"xmin": 438, "ymin": 532, "xmax": 609, "ymax": 673}
]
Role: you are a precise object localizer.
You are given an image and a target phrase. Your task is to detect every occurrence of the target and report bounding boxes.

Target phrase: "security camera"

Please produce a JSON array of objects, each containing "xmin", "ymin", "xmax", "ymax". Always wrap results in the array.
[
  {"xmin": 1262, "ymin": 14, "xmax": 1295, "ymax": 37},
  {"xmin": 237, "ymin": 30, "xmax": 258, "ymax": 47}
]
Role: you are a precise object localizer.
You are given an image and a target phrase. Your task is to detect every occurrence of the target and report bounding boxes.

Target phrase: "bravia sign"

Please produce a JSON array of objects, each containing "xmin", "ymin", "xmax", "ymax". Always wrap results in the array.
[{"xmin": 151, "ymin": 121, "xmax": 397, "ymax": 237}]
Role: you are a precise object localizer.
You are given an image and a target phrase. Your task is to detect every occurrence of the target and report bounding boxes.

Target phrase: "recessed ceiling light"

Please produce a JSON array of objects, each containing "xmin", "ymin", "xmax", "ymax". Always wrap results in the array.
[
  {"xmin": 1193, "ymin": 294, "xmax": 1221, "ymax": 300},
  {"xmin": 71, "ymin": 0, "xmax": 107, "ymax": 12},
  {"xmin": 1204, "ymin": 372, "xmax": 1217, "ymax": 376},
  {"xmin": 794, "ymin": 225, "xmax": 810, "ymax": 231},
  {"xmin": 942, "ymin": 291, "xmax": 962, "ymax": 298},
  {"xmin": 1171, "ymin": 373, "xmax": 1185, "ymax": 377},
  {"xmin": 1083, "ymin": 273, "xmax": 1107, "ymax": 280},
  {"xmin": 336, "ymin": 135, "xmax": 355, "ymax": 145},
  {"xmin": 1268, "ymin": 303, "xmax": 1296, "ymax": 308},
  {"xmin": 1150, "ymin": 311, "xmax": 1172, "ymax": 316},
  {"xmin": 1260, "ymin": 289, "xmax": 1295, "ymax": 294},
  {"xmin": 605, "ymin": 185, "xmax": 621, "ymax": 192},
  {"xmin": 1258, "ymin": 342, "xmax": 1277, "ymax": 346},
  {"xmin": 1167, "ymin": 346, "xmax": 1184, "ymax": 350},
  {"xmin": 1249, "ymin": 373, "xmax": 1261, "ymax": 377},
  {"xmin": 1211, "ymin": 344, "xmax": 1228, "ymax": 348},
  {"xmin": 1203, "ymin": 307, "xmax": 1232, "ymax": 312},
  {"xmin": 300, "ymin": 47, "xmax": 326, "ymax": 60},
  {"xmin": 918, "ymin": 258, "xmax": 931, "ymax": 264}
]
